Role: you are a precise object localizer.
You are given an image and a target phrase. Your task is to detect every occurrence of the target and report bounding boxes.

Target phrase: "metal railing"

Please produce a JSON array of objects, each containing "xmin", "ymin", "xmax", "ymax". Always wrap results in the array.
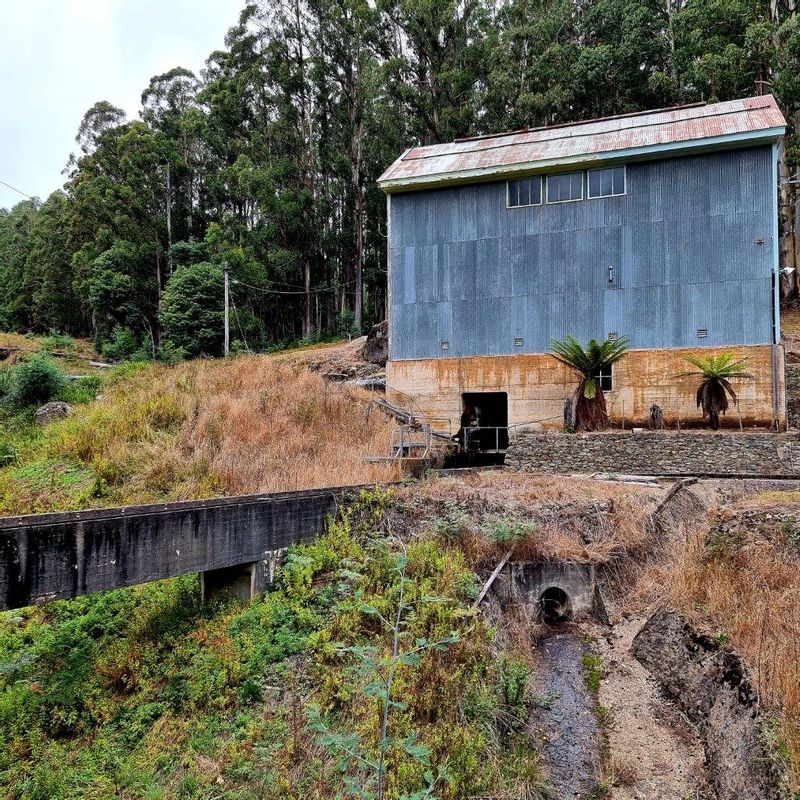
[{"xmin": 455, "ymin": 420, "xmax": 555, "ymax": 453}]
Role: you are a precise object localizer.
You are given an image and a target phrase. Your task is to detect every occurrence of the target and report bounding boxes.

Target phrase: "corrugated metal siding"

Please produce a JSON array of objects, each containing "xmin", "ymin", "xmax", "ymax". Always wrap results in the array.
[{"xmin": 389, "ymin": 147, "xmax": 774, "ymax": 360}]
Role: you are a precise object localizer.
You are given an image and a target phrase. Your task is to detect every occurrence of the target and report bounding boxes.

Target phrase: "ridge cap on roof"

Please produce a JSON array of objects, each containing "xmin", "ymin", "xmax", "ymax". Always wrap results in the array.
[{"xmin": 452, "ymin": 101, "xmax": 710, "ymax": 144}]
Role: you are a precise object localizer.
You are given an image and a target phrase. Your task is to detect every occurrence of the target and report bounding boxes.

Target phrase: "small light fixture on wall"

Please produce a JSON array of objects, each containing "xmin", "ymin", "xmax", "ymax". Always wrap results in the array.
[
  {"xmin": 607, "ymin": 265, "xmax": 615, "ymax": 284},
  {"xmin": 441, "ymin": 341, "xmax": 450, "ymax": 351}
]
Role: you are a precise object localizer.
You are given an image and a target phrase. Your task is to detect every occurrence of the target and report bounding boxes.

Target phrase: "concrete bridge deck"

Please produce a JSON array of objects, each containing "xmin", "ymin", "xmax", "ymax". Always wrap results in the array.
[{"xmin": 0, "ymin": 485, "xmax": 375, "ymax": 611}]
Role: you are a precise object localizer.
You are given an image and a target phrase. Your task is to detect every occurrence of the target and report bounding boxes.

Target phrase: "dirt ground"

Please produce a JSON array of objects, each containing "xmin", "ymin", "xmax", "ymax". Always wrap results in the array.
[{"xmin": 589, "ymin": 617, "xmax": 713, "ymax": 800}]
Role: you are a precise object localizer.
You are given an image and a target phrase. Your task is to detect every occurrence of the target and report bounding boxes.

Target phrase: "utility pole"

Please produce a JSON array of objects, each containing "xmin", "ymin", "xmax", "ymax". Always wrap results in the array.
[
  {"xmin": 165, "ymin": 166, "xmax": 172, "ymax": 275},
  {"xmin": 223, "ymin": 265, "xmax": 230, "ymax": 357}
]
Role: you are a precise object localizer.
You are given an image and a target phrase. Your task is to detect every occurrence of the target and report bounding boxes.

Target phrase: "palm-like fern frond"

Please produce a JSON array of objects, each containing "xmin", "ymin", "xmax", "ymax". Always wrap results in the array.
[
  {"xmin": 675, "ymin": 353, "xmax": 753, "ymax": 430},
  {"xmin": 674, "ymin": 353, "xmax": 754, "ymax": 381},
  {"xmin": 549, "ymin": 335, "xmax": 630, "ymax": 377}
]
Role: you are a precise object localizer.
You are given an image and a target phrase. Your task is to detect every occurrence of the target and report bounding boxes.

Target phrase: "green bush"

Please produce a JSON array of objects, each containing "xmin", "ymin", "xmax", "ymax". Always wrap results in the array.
[
  {"xmin": 0, "ymin": 439, "xmax": 17, "ymax": 466},
  {"xmin": 58, "ymin": 375, "xmax": 103, "ymax": 405},
  {"xmin": 335, "ymin": 308, "xmax": 361, "ymax": 339},
  {"xmin": 159, "ymin": 263, "xmax": 224, "ymax": 358},
  {"xmin": 9, "ymin": 355, "xmax": 66, "ymax": 407},
  {"xmin": 486, "ymin": 518, "xmax": 536, "ymax": 544},
  {"xmin": 155, "ymin": 342, "xmax": 186, "ymax": 364},
  {"xmin": 101, "ymin": 327, "xmax": 142, "ymax": 361},
  {"xmin": 0, "ymin": 368, "xmax": 12, "ymax": 399}
]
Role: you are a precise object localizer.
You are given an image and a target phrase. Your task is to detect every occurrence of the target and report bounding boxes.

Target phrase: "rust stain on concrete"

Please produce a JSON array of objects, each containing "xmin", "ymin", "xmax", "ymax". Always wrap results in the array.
[{"xmin": 387, "ymin": 344, "xmax": 784, "ymax": 431}]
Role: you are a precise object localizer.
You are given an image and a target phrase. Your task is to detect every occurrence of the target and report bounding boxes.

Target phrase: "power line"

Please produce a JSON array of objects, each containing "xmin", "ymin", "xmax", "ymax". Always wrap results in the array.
[
  {"xmin": 0, "ymin": 180, "xmax": 35, "ymax": 200},
  {"xmin": 230, "ymin": 277, "xmax": 357, "ymax": 296}
]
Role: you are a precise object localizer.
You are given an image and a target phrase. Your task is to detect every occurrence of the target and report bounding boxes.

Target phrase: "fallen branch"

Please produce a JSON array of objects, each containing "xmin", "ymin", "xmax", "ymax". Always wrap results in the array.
[{"xmin": 474, "ymin": 549, "xmax": 514, "ymax": 607}]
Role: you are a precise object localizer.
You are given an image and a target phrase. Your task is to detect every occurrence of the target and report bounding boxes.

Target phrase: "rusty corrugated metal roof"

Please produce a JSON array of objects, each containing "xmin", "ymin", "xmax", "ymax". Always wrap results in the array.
[{"xmin": 378, "ymin": 95, "xmax": 786, "ymax": 192}]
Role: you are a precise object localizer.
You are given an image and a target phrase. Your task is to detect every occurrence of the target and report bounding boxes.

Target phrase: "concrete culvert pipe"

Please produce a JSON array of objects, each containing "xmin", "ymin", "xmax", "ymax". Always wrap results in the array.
[{"xmin": 539, "ymin": 586, "xmax": 572, "ymax": 625}]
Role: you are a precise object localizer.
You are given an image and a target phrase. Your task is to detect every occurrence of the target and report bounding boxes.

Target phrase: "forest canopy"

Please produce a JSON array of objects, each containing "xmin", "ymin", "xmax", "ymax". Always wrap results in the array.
[{"xmin": 1, "ymin": 0, "xmax": 799, "ymax": 358}]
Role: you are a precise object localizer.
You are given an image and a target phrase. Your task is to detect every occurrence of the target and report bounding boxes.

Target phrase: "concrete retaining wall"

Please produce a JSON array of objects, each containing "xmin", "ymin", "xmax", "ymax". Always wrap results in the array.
[
  {"xmin": 506, "ymin": 431, "xmax": 800, "ymax": 476},
  {"xmin": 491, "ymin": 561, "xmax": 596, "ymax": 620},
  {"xmin": 0, "ymin": 486, "xmax": 375, "ymax": 610}
]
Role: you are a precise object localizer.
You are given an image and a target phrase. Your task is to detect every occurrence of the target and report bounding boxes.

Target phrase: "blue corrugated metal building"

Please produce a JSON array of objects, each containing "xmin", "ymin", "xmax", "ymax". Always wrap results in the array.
[{"xmin": 378, "ymin": 96, "xmax": 787, "ymax": 433}]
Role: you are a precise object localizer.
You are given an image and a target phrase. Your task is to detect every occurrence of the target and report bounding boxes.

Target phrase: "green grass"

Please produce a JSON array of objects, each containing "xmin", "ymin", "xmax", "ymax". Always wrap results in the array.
[{"xmin": 582, "ymin": 652, "xmax": 603, "ymax": 695}]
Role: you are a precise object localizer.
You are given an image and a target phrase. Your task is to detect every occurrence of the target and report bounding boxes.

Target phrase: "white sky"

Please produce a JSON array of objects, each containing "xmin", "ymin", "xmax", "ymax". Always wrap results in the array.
[{"xmin": 0, "ymin": 0, "xmax": 241, "ymax": 210}]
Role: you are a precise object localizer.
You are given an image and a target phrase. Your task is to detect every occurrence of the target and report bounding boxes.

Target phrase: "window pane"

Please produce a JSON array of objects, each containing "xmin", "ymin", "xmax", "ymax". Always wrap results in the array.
[
  {"xmin": 588, "ymin": 166, "xmax": 626, "ymax": 198},
  {"xmin": 593, "ymin": 366, "xmax": 613, "ymax": 391},
  {"xmin": 547, "ymin": 172, "xmax": 581, "ymax": 202},
  {"xmin": 530, "ymin": 178, "xmax": 541, "ymax": 205},
  {"xmin": 588, "ymin": 171, "xmax": 601, "ymax": 198},
  {"xmin": 508, "ymin": 177, "xmax": 541, "ymax": 207},
  {"xmin": 612, "ymin": 167, "xmax": 625, "ymax": 194}
]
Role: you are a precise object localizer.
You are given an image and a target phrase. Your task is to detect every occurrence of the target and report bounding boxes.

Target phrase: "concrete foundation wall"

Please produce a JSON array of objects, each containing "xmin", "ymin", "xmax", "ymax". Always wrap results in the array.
[
  {"xmin": 387, "ymin": 343, "xmax": 784, "ymax": 431},
  {"xmin": 0, "ymin": 486, "xmax": 371, "ymax": 610},
  {"xmin": 506, "ymin": 431, "xmax": 800, "ymax": 476}
]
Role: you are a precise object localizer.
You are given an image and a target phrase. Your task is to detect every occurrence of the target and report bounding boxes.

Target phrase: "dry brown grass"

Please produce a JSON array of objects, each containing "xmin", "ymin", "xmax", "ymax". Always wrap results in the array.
[
  {"xmin": 644, "ymin": 492, "xmax": 800, "ymax": 789},
  {"xmin": 0, "ymin": 331, "xmax": 99, "ymax": 359},
  {"xmin": 0, "ymin": 354, "xmax": 399, "ymax": 513},
  {"xmin": 782, "ymin": 307, "xmax": 800, "ymax": 337},
  {"xmin": 391, "ymin": 472, "xmax": 660, "ymax": 568}
]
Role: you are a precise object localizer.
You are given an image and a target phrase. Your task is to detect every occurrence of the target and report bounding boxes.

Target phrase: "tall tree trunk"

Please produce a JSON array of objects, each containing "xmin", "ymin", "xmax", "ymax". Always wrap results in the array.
[
  {"xmin": 350, "ymin": 67, "xmax": 365, "ymax": 331},
  {"xmin": 767, "ymin": 0, "xmax": 797, "ymax": 300}
]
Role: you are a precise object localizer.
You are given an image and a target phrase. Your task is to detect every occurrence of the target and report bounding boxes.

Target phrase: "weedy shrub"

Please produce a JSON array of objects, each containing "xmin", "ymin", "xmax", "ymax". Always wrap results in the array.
[
  {"xmin": 582, "ymin": 652, "xmax": 603, "ymax": 695},
  {"xmin": 487, "ymin": 517, "xmax": 537, "ymax": 545},
  {"xmin": 8, "ymin": 354, "xmax": 65, "ymax": 407},
  {"xmin": 40, "ymin": 332, "xmax": 75, "ymax": 352},
  {"xmin": 57, "ymin": 375, "xmax": 103, "ymax": 405},
  {"xmin": 100, "ymin": 326, "xmax": 141, "ymax": 361},
  {"xmin": 0, "ymin": 439, "xmax": 16, "ymax": 466},
  {"xmin": 0, "ymin": 368, "xmax": 11, "ymax": 399}
]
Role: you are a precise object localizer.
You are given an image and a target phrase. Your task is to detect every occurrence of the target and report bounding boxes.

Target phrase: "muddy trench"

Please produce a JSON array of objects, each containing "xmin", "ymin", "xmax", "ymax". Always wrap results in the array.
[{"xmin": 529, "ymin": 617, "xmax": 713, "ymax": 800}]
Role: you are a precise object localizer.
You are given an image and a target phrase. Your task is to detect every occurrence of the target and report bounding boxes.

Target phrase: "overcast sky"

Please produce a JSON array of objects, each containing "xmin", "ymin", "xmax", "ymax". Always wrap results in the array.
[{"xmin": 0, "ymin": 0, "xmax": 241, "ymax": 210}]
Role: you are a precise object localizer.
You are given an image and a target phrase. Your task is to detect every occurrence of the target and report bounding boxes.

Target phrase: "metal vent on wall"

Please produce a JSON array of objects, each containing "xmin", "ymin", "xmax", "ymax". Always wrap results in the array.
[
  {"xmin": 697, "ymin": 328, "xmax": 708, "ymax": 339},
  {"xmin": 441, "ymin": 341, "xmax": 450, "ymax": 351},
  {"xmin": 514, "ymin": 338, "xmax": 524, "ymax": 347}
]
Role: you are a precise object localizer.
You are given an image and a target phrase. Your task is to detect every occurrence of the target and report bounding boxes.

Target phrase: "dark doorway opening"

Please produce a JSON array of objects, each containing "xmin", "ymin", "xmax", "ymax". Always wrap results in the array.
[
  {"xmin": 539, "ymin": 586, "xmax": 573, "ymax": 625},
  {"xmin": 461, "ymin": 391, "xmax": 509, "ymax": 452}
]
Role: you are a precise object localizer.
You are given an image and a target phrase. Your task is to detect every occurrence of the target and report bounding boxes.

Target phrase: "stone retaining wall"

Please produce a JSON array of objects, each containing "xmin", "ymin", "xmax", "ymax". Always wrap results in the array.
[{"xmin": 505, "ymin": 431, "xmax": 800, "ymax": 476}]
